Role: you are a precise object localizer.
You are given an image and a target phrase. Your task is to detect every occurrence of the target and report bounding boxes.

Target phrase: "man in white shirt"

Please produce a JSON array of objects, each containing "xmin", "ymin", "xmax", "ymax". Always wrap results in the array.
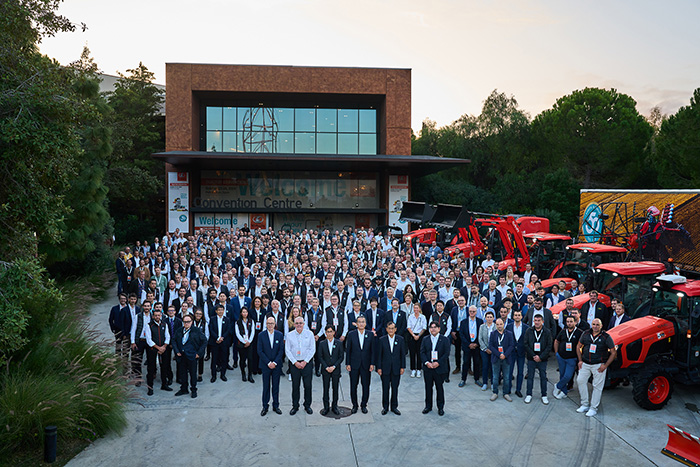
[
  {"xmin": 285, "ymin": 317, "xmax": 316, "ymax": 415},
  {"xmin": 130, "ymin": 300, "xmax": 152, "ymax": 386}
]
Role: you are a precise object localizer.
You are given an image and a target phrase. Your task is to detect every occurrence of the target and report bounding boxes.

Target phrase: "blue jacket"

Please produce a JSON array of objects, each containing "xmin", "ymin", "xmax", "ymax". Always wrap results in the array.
[
  {"xmin": 488, "ymin": 329, "xmax": 515, "ymax": 364},
  {"xmin": 506, "ymin": 321, "xmax": 530, "ymax": 358},
  {"xmin": 257, "ymin": 329, "xmax": 284, "ymax": 374}
]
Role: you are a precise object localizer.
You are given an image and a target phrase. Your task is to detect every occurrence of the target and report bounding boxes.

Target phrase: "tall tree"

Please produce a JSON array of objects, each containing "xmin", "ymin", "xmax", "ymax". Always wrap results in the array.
[
  {"xmin": 0, "ymin": 0, "xmax": 82, "ymax": 259},
  {"xmin": 39, "ymin": 47, "xmax": 112, "ymax": 266},
  {"xmin": 531, "ymin": 87, "xmax": 654, "ymax": 188},
  {"xmin": 106, "ymin": 62, "xmax": 165, "ymax": 242},
  {"xmin": 654, "ymin": 88, "xmax": 700, "ymax": 188}
]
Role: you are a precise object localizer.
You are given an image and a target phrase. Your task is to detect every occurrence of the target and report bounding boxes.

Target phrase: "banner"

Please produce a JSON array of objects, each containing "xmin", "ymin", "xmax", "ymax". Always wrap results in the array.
[
  {"xmin": 168, "ymin": 172, "xmax": 189, "ymax": 233},
  {"xmin": 388, "ymin": 175, "xmax": 409, "ymax": 233}
]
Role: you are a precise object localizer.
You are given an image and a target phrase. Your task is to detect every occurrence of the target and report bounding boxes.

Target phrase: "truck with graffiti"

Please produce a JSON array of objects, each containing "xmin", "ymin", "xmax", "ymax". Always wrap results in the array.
[{"xmin": 578, "ymin": 190, "xmax": 699, "ymax": 275}]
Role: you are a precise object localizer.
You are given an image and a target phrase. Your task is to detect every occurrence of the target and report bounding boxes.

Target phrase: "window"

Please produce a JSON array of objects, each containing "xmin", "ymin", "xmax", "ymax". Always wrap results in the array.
[{"xmin": 203, "ymin": 105, "xmax": 377, "ymax": 155}]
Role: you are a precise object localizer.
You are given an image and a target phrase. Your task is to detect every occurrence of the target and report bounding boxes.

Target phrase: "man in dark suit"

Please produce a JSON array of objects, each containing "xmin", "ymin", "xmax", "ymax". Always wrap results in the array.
[
  {"xmin": 119, "ymin": 293, "xmax": 140, "ymax": 363},
  {"xmin": 607, "ymin": 302, "xmax": 632, "ymax": 330},
  {"xmin": 458, "ymin": 306, "xmax": 483, "ymax": 386},
  {"xmin": 580, "ymin": 290, "xmax": 611, "ymax": 329},
  {"xmin": 230, "ymin": 285, "xmax": 252, "ymax": 321},
  {"xmin": 384, "ymin": 298, "xmax": 408, "ymax": 338},
  {"xmin": 506, "ymin": 309, "xmax": 530, "ymax": 398},
  {"xmin": 109, "ymin": 293, "xmax": 127, "ymax": 355},
  {"xmin": 258, "ymin": 316, "xmax": 284, "ymax": 416},
  {"xmin": 172, "ymin": 314, "xmax": 207, "ymax": 398},
  {"xmin": 376, "ymin": 321, "xmax": 406, "ymax": 415},
  {"xmin": 482, "ymin": 280, "xmax": 503, "ymax": 311},
  {"xmin": 208, "ymin": 304, "xmax": 232, "ymax": 383},
  {"xmin": 164, "ymin": 306, "xmax": 182, "ymax": 387},
  {"xmin": 319, "ymin": 326, "xmax": 345, "ymax": 415},
  {"xmin": 345, "ymin": 315, "xmax": 375, "ymax": 414},
  {"xmin": 365, "ymin": 297, "xmax": 384, "ymax": 337},
  {"xmin": 421, "ymin": 321, "xmax": 450, "ymax": 415}
]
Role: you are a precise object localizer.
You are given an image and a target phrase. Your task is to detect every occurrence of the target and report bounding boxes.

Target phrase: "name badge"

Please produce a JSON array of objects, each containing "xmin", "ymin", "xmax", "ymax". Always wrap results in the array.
[
  {"xmin": 311, "ymin": 321, "xmax": 317, "ymax": 330},
  {"xmin": 470, "ymin": 333, "xmax": 475, "ymax": 340},
  {"xmin": 255, "ymin": 322, "xmax": 261, "ymax": 330},
  {"xmin": 431, "ymin": 350, "xmax": 438, "ymax": 361},
  {"xmin": 589, "ymin": 344, "xmax": 597, "ymax": 353},
  {"xmin": 565, "ymin": 342, "xmax": 573, "ymax": 352},
  {"xmin": 534, "ymin": 343, "xmax": 541, "ymax": 352},
  {"xmin": 498, "ymin": 346, "xmax": 503, "ymax": 353},
  {"xmin": 296, "ymin": 350, "xmax": 301, "ymax": 356},
  {"xmin": 333, "ymin": 318, "xmax": 338, "ymax": 327}
]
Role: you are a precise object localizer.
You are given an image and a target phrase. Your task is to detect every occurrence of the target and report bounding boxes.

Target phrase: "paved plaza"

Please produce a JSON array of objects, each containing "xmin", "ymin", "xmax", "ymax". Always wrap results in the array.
[{"xmin": 67, "ymin": 284, "xmax": 700, "ymax": 467}]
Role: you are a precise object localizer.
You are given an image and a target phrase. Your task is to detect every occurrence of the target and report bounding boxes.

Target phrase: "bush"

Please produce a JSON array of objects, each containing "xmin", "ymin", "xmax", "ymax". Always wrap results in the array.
[{"xmin": 0, "ymin": 313, "xmax": 129, "ymax": 455}]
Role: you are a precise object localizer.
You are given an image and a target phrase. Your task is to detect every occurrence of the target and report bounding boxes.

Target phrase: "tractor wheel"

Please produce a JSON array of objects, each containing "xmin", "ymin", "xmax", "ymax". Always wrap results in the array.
[{"xmin": 631, "ymin": 369, "xmax": 674, "ymax": 410}]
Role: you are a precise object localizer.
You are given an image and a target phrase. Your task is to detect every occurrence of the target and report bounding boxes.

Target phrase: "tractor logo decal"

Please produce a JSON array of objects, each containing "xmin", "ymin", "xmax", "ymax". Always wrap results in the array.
[
  {"xmin": 179, "ymin": 215, "xmax": 187, "ymax": 222},
  {"xmin": 582, "ymin": 203, "xmax": 603, "ymax": 242},
  {"xmin": 657, "ymin": 331, "xmax": 665, "ymax": 339}
]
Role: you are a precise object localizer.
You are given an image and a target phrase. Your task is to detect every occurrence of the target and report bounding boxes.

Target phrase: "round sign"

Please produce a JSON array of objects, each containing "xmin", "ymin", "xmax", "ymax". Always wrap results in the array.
[
  {"xmin": 179, "ymin": 215, "xmax": 187, "ymax": 223},
  {"xmin": 582, "ymin": 203, "xmax": 602, "ymax": 242}
]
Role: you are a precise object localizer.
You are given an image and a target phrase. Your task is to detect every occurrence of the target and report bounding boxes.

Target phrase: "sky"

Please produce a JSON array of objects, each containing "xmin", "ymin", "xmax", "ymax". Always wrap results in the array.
[{"xmin": 39, "ymin": 0, "xmax": 700, "ymax": 132}]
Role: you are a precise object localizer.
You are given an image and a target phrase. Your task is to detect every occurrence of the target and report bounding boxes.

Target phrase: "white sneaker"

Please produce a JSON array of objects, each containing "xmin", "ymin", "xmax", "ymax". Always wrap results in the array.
[
  {"xmin": 504, "ymin": 394, "xmax": 512, "ymax": 402},
  {"xmin": 586, "ymin": 408, "xmax": 597, "ymax": 417},
  {"xmin": 542, "ymin": 396, "xmax": 549, "ymax": 405},
  {"xmin": 490, "ymin": 393, "xmax": 498, "ymax": 401},
  {"xmin": 554, "ymin": 389, "xmax": 566, "ymax": 400},
  {"xmin": 416, "ymin": 370, "xmax": 422, "ymax": 378},
  {"xmin": 524, "ymin": 395, "xmax": 532, "ymax": 404},
  {"xmin": 288, "ymin": 374, "xmax": 292, "ymax": 381},
  {"xmin": 552, "ymin": 388, "xmax": 561, "ymax": 398},
  {"xmin": 577, "ymin": 405, "xmax": 590, "ymax": 413},
  {"xmin": 411, "ymin": 370, "xmax": 416, "ymax": 378},
  {"xmin": 481, "ymin": 384, "xmax": 488, "ymax": 391}
]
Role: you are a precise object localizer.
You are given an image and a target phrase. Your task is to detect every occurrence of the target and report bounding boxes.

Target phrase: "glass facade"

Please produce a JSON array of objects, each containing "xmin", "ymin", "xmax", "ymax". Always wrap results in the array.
[
  {"xmin": 197, "ymin": 170, "xmax": 379, "ymax": 209},
  {"xmin": 204, "ymin": 106, "xmax": 377, "ymax": 155}
]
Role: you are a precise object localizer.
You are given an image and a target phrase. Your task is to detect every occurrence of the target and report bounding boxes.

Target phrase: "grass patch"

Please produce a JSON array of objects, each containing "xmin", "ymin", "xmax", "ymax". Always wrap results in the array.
[{"xmin": 0, "ymin": 263, "xmax": 127, "ymax": 464}]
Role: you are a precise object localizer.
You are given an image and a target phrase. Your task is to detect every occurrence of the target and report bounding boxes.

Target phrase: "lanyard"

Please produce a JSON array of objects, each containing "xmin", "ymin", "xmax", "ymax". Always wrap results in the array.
[
  {"xmin": 566, "ymin": 329, "xmax": 575, "ymax": 342},
  {"xmin": 497, "ymin": 333, "xmax": 504, "ymax": 346},
  {"xmin": 534, "ymin": 330, "xmax": 542, "ymax": 342},
  {"xmin": 591, "ymin": 333, "xmax": 601, "ymax": 345}
]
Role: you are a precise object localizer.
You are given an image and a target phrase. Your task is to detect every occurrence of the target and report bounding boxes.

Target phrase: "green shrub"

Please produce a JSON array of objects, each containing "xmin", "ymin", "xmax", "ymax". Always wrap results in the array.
[{"xmin": 0, "ymin": 313, "xmax": 129, "ymax": 455}]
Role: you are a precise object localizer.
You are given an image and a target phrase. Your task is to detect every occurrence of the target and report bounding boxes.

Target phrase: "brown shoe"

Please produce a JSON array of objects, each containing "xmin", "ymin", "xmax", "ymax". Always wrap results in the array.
[{"xmin": 452, "ymin": 368, "xmax": 460, "ymax": 375}]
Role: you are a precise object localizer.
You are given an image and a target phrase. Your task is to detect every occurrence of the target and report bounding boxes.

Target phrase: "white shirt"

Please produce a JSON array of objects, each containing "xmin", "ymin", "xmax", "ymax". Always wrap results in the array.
[
  {"xmin": 327, "ymin": 338, "xmax": 335, "ymax": 355},
  {"xmin": 388, "ymin": 335, "xmax": 395, "ymax": 352},
  {"xmin": 217, "ymin": 315, "xmax": 224, "ymax": 339},
  {"xmin": 267, "ymin": 330, "xmax": 275, "ymax": 349},
  {"xmin": 587, "ymin": 302, "xmax": 598, "ymax": 325},
  {"xmin": 144, "ymin": 320, "xmax": 171, "ymax": 347},
  {"xmin": 612, "ymin": 314, "xmax": 625, "ymax": 328},
  {"xmin": 407, "ymin": 313, "xmax": 427, "ymax": 335},
  {"xmin": 513, "ymin": 321, "xmax": 523, "ymax": 341},
  {"xmin": 130, "ymin": 312, "xmax": 151, "ymax": 342},
  {"xmin": 284, "ymin": 328, "xmax": 316, "ymax": 363},
  {"xmin": 357, "ymin": 330, "xmax": 365, "ymax": 350},
  {"xmin": 234, "ymin": 320, "xmax": 256, "ymax": 343}
]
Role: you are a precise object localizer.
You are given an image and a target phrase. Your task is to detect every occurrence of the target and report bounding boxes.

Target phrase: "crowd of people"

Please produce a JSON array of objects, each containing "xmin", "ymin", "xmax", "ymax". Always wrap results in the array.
[{"xmin": 109, "ymin": 225, "xmax": 618, "ymax": 417}]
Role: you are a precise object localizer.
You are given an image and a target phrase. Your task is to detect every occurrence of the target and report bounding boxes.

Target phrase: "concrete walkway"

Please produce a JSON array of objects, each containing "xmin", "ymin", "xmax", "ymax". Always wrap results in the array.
[{"xmin": 68, "ymin": 284, "xmax": 700, "ymax": 467}]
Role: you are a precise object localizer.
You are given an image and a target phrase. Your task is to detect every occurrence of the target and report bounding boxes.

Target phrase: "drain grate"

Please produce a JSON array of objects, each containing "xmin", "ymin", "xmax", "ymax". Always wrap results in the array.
[{"xmin": 321, "ymin": 405, "xmax": 353, "ymax": 419}]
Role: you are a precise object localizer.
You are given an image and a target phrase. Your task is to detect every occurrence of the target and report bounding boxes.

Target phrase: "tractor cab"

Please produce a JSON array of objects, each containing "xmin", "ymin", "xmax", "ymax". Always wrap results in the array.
[
  {"xmin": 524, "ymin": 233, "xmax": 572, "ymax": 279},
  {"xmin": 552, "ymin": 243, "xmax": 627, "ymax": 289},
  {"xmin": 649, "ymin": 275, "xmax": 700, "ymax": 371},
  {"xmin": 549, "ymin": 261, "xmax": 666, "ymax": 319}
]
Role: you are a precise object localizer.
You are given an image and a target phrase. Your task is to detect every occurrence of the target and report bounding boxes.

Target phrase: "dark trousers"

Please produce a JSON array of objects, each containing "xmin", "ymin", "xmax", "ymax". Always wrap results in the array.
[
  {"xmin": 423, "ymin": 367, "xmax": 445, "ymax": 410},
  {"xmin": 453, "ymin": 335, "xmax": 462, "ymax": 368},
  {"xmin": 509, "ymin": 353, "xmax": 526, "ymax": 392},
  {"xmin": 322, "ymin": 369, "xmax": 340, "ymax": 409},
  {"xmin": 131, "ymin": 340, "xmax": 147, "ymax": 378},
  {"xmin": 380, "ymin": 372, "xmax": 401, "ymax": 410},
  {"xmin": 406, "ymin": 335, "xmax": 421, "ymax": 370},
  {"xmin": 313, "ymin": 339, "xmax": 323, "ymax": 373},
  {"xmin": 481, "ymin": 350, "xmax": 492, "ymax": 386},
  {"xmin": 146, "ymin": 346, "xmax": 171, "ymax": 389},
  {"xmin": 198, "ymin": 348, "xmax": 205, "ymax": 375},
  {"xmin": 238, "ymin": 345, "xmax": 251, "ymax": 377},
  {"xmin": 250, "ymin": 335, "xmax": 261, "ymax": 374},
  {"xmin": 261, "ymin": 367, "xmax": 281, "ymax": 410},
  {"xmin": 177, "ymin": 355, "xmax": 198, "ymax": 392},
  {"xmin": 210, "ymin": 341, "xmax": 228, "ymax": 377},
  {"xmin": 290, "ymin": 363, "xmax": 313, "ymax": 409},
  {"xmin": 461, "ymin": 343, "xmax": 481, "ymax": 382},
  {"xmin": 230, "ymin": 335, "xmax": 238, "ymax": 364},
  {"xmin": 164, "ymin": 345, "xmax": 174, "ymax": 384},
  {"xmin": 526, "ymin": 359, "xmax": 548, "ymax": 397},
  {"xmin": 349, "ymin": 367, "xmax": 371, "ymax": 408}
]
